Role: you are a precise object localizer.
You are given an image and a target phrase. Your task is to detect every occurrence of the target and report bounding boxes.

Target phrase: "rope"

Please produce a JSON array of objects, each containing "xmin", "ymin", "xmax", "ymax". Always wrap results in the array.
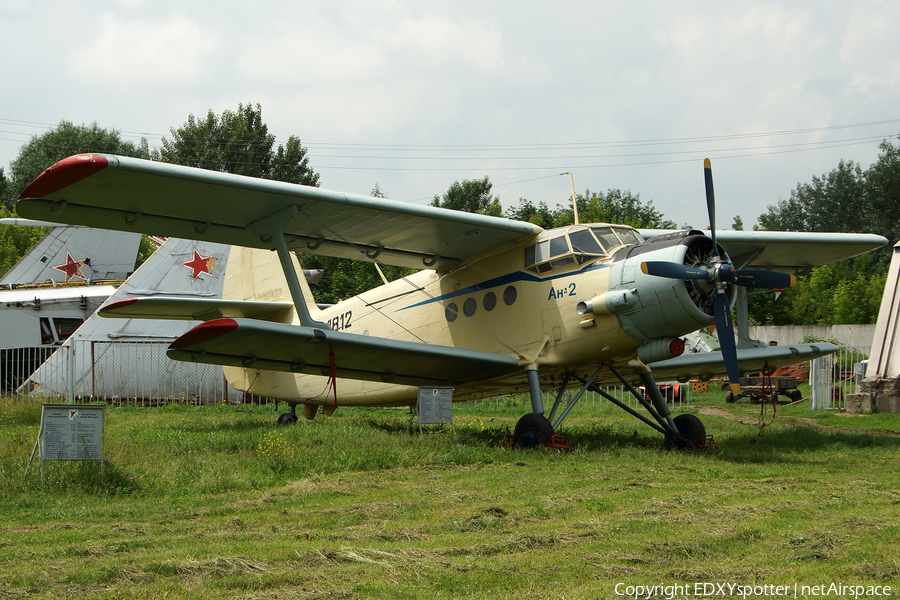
[{"xmin": 757, "ymin": 362, "xmax": 777, "ymax": 436}]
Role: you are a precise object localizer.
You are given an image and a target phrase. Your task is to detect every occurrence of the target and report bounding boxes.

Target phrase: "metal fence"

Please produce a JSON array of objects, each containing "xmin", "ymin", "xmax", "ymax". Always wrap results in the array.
[
  {"xmin": 810, "ymin": 345, "xmax": 870, "ymax": 410},
  {"xmin": 4, "ymin": 340, "xmax": 868, "ymax": 412},
  {"xmin": 8, "ymin": 341, "xmax": 236, "ymax": 405}
]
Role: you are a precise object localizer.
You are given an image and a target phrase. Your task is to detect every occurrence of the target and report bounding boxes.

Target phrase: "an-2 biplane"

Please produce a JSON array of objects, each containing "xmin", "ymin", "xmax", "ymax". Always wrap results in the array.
[{"xmin": 17, "ymin": 154, "xmax": 887, "ymax": 449}]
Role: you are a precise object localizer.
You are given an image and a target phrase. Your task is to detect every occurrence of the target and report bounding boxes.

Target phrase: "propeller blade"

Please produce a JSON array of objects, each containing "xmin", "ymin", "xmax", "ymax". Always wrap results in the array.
[
  {"xmin": 713, "ymin": 292, "xmax": 740, "ymax": 393},
  {"xmin": 704, "ymin": 158, "xmax": 718, "ymax": 259},
  {"xmin": 641, "ymin": 261, "xmax": 708, "ymax": 280},
  {"xmin": 733, "ymin": 270, "xmax": 796, "ymax": 289}
]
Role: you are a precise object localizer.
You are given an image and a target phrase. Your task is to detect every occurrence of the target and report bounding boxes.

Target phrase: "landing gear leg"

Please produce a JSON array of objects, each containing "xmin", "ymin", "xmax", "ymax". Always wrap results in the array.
[
  {"xmin": 276, "ymin": 405, "xmax": 298, "ymax": 425},
  {"xmin": 514, "ymin": 369, "xmax": 554, "ymax": 448}
]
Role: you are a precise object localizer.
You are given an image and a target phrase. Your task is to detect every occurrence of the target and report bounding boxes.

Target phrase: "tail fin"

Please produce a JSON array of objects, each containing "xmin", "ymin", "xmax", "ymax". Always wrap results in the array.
[
  {"xmin": 224, "ymin": 246, "xmax": 322, "ymax": 322},
  {"xmin": 0, "ymin": 220, "xmax": 142, "ymax": 285}
]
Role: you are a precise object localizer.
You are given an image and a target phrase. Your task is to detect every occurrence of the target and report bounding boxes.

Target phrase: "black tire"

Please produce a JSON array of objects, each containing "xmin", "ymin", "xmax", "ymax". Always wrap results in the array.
[
  {"xmin": 725, "ymin": 391, "xmax": 735, "ymax": 403},
  {"xmin": 276, "ymin": 411, "xmax": 298, "ymax": 425},
  {"xmin": 788, "ymin": 389, "xmax": 803, "ymax": 402},
  {"xmin": 671, "ymin": 413, "xmax": 706, "ymax": 451},
  {"xmin": 514, "ymin": 413, "xmax": 555, "ymax": 449}
]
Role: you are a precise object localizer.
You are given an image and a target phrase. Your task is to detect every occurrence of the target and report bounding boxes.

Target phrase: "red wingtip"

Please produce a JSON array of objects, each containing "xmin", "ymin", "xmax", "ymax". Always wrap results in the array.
[
  {"xmin": 170, "ymin": 318, "xmax": 239, "ymax": 350},
  {"xmin": 19, "ymin": 154, "xmax": 109, "ymax": 199}
]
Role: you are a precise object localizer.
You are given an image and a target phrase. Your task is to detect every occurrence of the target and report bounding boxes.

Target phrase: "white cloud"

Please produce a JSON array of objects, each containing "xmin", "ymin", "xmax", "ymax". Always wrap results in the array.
[{"xmin": 66, "ymin": 13, "xmax": 219, "ymax": 86}]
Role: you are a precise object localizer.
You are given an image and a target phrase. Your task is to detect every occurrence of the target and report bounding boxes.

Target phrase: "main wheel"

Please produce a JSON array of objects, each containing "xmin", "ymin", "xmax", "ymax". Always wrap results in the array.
[
  {"xmin": 671, "ymin": 413, "xmax": 706, "ymax": 451},
  {"xmin": 725, "ymin": 391, "xmax": 736, "ymax": 403},
  {"xmin": 276, "ymin": 411, "xmax": 298, "ymax": 425},
  {"xmin": 514, "ymin": 413, "xmax": 554, "ymax": 449}
]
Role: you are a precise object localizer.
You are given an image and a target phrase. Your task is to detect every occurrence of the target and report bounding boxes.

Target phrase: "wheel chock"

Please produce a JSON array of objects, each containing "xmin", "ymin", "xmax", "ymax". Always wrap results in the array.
[{"xmin": 545, "ymin": 435, "xmax": 571, "ymax": 454}]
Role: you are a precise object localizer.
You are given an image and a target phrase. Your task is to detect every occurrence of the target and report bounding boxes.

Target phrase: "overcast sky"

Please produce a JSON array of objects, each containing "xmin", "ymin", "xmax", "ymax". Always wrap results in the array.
[{"xmin": 2, "ymin": 0, "xmax": 898, "ymax": 230}]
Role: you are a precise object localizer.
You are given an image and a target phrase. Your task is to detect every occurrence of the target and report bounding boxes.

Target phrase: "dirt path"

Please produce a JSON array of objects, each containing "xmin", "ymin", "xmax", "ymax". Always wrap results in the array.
[{"xmin": 693, "ymin": 405, "xmax": 900, "ymax": 436}]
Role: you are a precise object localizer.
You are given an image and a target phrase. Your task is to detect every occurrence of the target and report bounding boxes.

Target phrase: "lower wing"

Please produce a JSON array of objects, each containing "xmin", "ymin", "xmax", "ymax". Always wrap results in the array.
[
  {"xmin": 166, "ymin": 318, "xmax": 521, "ymax": 387},
  {"xmin": 648, "ymin": 343, "xmax": 838, "ymax": 381}
]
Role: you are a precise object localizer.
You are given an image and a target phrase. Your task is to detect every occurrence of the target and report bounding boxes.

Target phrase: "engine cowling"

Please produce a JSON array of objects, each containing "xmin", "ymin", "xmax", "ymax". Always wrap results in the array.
[{"xmin": 606, "ymin": 230, "xmax": 736, "ymax": 345}]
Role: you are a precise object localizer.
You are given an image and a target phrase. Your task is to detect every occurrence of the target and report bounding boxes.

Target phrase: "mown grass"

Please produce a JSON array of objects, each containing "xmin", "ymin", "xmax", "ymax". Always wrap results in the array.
[{"xmin": 1, "ymin": 390, "xmax": 899, "ymax": 599}]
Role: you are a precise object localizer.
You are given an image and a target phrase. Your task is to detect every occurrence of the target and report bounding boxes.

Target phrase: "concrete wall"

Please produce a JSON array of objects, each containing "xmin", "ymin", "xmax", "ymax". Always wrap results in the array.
[{"xmin": 748, "ymin": 325, "xmax": 875, "ymax": 348}]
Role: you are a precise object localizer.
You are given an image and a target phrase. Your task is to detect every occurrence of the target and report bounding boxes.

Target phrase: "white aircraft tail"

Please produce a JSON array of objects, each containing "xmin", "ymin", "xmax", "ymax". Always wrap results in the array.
[
  {"xmin": 23, "ymin": 238, "xmax": 235, "ymax": 401},
  {"xmin": 0, "ymin": 219, "xmax": 142, "ymax": 286}
]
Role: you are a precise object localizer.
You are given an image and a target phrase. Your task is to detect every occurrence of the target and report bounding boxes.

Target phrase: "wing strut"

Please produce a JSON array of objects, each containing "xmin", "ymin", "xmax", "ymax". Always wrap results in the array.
[{"xmin": 248, "ymin": 206, "xmax": 330, "ymax": 330}]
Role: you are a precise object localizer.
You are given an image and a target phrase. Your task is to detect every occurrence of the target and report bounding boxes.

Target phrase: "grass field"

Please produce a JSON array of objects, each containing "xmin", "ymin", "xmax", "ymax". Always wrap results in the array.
[{"xmin": 1, "ymin": 389, "xmax": 899, "ymax": 599}]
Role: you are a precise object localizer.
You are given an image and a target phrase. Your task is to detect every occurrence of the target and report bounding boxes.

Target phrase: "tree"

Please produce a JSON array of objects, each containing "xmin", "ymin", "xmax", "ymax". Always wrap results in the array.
[
  {"xmin": 157, "ymin": 103, "xmax": 319, "ymax": 186},
  {"xmin": 0, "ymin": 168, "xmax": 8, "ymax": 206},
  {"xmin": 865, "ymin": 138, "xmax": 900, "ymax": 247},
  {"xmin": 3, "ymin": 121, "xmax": 150, "ymax": 209},
  {"xmin": 751, "ymin": 140, "xmax": 900, "ymax": 326},
  {"xmin": 506, "ymin": 198, "xmax": 555, "ymax": 228},
  {"xmin": 1, "ymin": 121, "xmax": 151, "ymax": 277},
  {"xmin": 577, "ymin": 189, "xmax": 676, "ymax": 229},
  {"xmin": 757, "ymin": 160, "xmax": 868, "ymax": 234},
  {"xmin": 0, "ymin": 205, "xmax": 48, "ymax": 276},
  {"xmin": 431, "ymin": 176, "xmax": 493, "ymax": 213}
]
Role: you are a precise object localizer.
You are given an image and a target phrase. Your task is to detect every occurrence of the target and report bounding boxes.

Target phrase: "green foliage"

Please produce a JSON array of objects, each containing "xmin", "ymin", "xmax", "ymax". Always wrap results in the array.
[
  {"xmin": 577, "ymin": 188, "xmax": 676, "ymax": 229},
  {"xmin": 431, "ymin": 176, "xmax": 493, "ymax": 213},
  {"xmin": 752, "ymin": 139, "xmax": 900, "ymax": 325},
  {"xmin": 749, "ymin": 253, "xmax": 886, "ymax": 326},
  {"xmin": 758, "ymin": 159, "xmax": 868, "ymax": 234},
  {"xmin": 505, "ymin": 198, "xmax": 555, "ymax": 228},
  {"xmin": 302, "ymin": 256, "xmax": 416, "ymax": 304},
  {"xmin": 156, "ymin": 102, "xmax": 319, "ymax": 186},
  {"xmin": 0, "ymin": 205, "xmax": 49, "ymax": 278},
  {"xmin": 4, "ymin": 120, "xmax": 150, "ymax": 210},
  {"xmin": 506, "ymin": 188, "xmax": 676, "ymax": 230}
]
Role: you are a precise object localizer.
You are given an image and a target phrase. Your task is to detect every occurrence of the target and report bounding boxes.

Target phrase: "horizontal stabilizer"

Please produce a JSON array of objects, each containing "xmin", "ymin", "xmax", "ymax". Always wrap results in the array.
[
  {"xmin": 100, "ymin": 297, "xmax": 293, "ymax": 322},
  {"xmin": 648, "ymin": 343, "xmax": 838, "ymax": 382},
  {"xmin": 167, "ymin": 318, "xmax": 521, "ymax": 387}
]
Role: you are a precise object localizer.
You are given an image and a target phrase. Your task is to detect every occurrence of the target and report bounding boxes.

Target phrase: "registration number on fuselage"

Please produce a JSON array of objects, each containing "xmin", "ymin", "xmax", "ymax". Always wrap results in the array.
[{"xmin": 327, "ymin": 310, "xmax": 352, "ymax": 331}]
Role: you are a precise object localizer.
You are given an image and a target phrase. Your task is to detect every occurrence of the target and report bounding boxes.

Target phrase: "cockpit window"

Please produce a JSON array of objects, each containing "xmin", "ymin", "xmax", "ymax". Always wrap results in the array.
[
  {"xmin": 591, "ymin": 227, "xmax": 622, "ymax": 251},
  {"xmin": 525, "ymin": 236, "xmax": 570, "ymax": 268},
  {"xmin": 615, "ymin": 228, "xmax": 643, "ymax": 246},
  {"xmin": 569, "ymin": 228, "xmax": 605, "ymax": 254},
  {"xmin": 524, "ymin": 225, "xmax": 642, "ymax": 274}
]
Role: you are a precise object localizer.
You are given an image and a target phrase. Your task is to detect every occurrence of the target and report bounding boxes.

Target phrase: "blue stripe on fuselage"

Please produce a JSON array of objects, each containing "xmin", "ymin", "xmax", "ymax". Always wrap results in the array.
[{"xmin": 399, "ymin": 263, "xmax": 612, "ymax": 311}]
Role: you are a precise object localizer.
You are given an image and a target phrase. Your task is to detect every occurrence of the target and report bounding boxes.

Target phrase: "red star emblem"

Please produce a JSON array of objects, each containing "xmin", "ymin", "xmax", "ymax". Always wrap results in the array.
[
  {"xmin": 183, "ymin": 250, "xmax": 215, "ymax": 278},
  {"xmin": 51, "ymin": 251, "xmax": 87, "ymax": 282}
]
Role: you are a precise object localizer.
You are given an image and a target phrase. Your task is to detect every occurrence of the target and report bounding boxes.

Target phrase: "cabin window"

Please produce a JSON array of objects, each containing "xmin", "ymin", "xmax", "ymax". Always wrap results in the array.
[
  {"xmin": 483, "ymin": 291, "xmax": 497, "ymax": 311},
  {"xmin": 445, "ymin": 303, "xmax": 459, "ymax": 322},
  {"xmin": 463, "ymin": 297, "xmax": 477, "ymax": 317}
]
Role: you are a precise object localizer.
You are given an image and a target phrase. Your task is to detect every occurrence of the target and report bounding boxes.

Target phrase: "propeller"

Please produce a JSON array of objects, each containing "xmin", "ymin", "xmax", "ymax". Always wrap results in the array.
[{"xmin": 640, "ymin": 159, "xmax": 798, "ymax": 393}]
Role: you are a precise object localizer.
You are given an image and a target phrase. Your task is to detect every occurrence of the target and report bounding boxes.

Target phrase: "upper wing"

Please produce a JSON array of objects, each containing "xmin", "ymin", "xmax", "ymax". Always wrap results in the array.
[
  {"xmin": 167, "ymin": 318, "xmax": 521, "ymax": 387},
  {"xmin": 639, "ymin": 229, "xmax": 887, "ymax": 272},
  {"xmin": 648, "ymin": 343, "xmax": 838, "ymax": 381},
  {"xmin": 17, "ymin": 154, "xmax": 541, "ymax": 270}
]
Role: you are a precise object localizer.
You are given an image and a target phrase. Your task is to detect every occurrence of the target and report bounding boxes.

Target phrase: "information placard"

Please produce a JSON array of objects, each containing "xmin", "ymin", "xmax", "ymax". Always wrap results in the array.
[
  {"xmin": 417, "ymin": 387, "xmax": 454, "ymax": 424},
  {"xmin": 40, "ymin": 404, "xmax": 106, "ymax": 461}
]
